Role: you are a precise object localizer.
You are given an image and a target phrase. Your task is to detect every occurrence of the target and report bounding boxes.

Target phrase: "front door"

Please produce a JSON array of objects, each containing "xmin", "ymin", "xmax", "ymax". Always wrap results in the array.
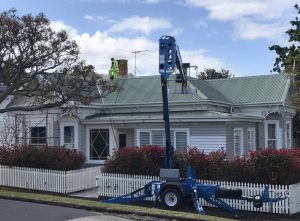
[
  {"xmin": 119, "ymin": 134, "xmax": 127, "ymax": 148},
  {"xmin": 89, "ymin": 129, "xmax": 109, "ymax": 161}
]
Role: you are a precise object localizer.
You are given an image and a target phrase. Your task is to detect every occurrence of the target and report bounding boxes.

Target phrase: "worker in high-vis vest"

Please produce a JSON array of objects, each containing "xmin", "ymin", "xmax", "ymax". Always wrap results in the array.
[{"xmin": 109, "ymin": 58, "xmax": 119, "ymax": 80}]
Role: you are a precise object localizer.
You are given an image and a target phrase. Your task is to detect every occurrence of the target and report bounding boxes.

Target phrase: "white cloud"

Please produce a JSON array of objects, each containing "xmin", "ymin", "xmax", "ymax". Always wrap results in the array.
[
  {"xmin": 84, "ymin": 15, "xmax": 94, "ymax": 20},
  {"xmin": 233, "ymin": 19, "xmax": 288, "ymax": 40},
  {"xmin": 51, "ymin": 20, "xmax": 78, "ymax": 36},
  {"xmin": 184, "ymin": 0, "xmax": 298, "ymax": 40},
  {"xmin": 184, "ymin": 0, "xmax": 296, "ymax": 21},
  {"xmin": 143, "ymin": 0, "xmax": 161, "ymax": 3},
  {"xmin": 83, "ymin": 14, "xmax": 117, "ymax": 24},
  {"xmin": 50, "ymin": 21, "xmax": 224, "ymax": 77},
  {"xmin": 108, "ymin": 16, "xmax": 172, "ymax": 35},
  {"xmin": 182, "ymin": 49, "xmax": 224, "ymax": 73}
]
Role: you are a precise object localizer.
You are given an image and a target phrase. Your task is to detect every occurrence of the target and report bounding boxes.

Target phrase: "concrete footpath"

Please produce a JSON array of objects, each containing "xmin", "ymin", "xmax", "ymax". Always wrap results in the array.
[
  {"xmin": 67, "ymin": 214, "xmax": 132, "ymax": 221},
  {"xmin": 69, "ymin": 187, "xmax": 99, "ymax": 199}
]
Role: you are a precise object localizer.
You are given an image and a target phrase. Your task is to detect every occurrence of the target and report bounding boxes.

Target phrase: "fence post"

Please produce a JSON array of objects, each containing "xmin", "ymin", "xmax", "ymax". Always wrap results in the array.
[{"xmin": 289, "ymin": 183, "xmax": 300, "ymax": 214}]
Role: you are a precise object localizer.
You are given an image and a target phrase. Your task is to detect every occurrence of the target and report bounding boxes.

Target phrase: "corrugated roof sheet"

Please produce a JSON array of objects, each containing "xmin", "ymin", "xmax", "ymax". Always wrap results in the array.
[
  {"xmin": 205, "ymin": 74, "xmax": 289, "ymax": 104},
  {"xmin": 97, "ymin": 74, "xmax": 288, "ymax": 105},
  {"xmin": 101, "ymin": 76, "xmax": 205, "ymax": 104}
]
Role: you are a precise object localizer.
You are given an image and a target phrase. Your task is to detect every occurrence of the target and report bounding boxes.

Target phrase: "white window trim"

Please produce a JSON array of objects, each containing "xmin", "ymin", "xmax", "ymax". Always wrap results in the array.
[
  {"xmin": 136, "ymin": 128, "xmax": 190, "ymax": 148},
  {"xmin": 264, "ymin": 120, "xmax": 280, "ymax": 149},
  {"xmin": 85, "ymin": 126, "xmax": 114, "ymax": 164},
  {"xmin": 60, "ymin": 122, "xmax": 78, "ymax": 149},
  {"xmin": 285, "ymin": 121, "xmax": 292, "ymax": 148},
  {"xmin": 234, "ymin": 128, "xmax": 243, "ymax": 156},
  {"xmin": 247, "ymin": 127, "xmax": 256, "ymax": 152}
]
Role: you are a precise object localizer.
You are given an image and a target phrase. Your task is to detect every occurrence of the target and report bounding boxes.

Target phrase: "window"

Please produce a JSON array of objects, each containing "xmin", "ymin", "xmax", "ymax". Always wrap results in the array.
[
  {"xmin": 266, "ymin": 123, "xmax": 277, "ymax": 149},
  {"xmin": 234, "ymin": 128, "xmax": 243, "ymax": 156},
  {"xmin": 265, "ymin": 121, "xmax": 279, "ymax": 149},
  {"xmin": 267, "ymin": 124, "xmax": 276, "ymax": 148},
  {"xmin": 140, "ymin": 132, "xmax": 150, "ymax": 146},
  {"xmin": 175, "ymin": 131, "xmax": 187, "ymax": 149},
  {"xmin": 64, "ymin": 126, "xmax": 74, "ymax": 144},
  {"xmin": 30, "ymin": 127, "xmax": 46, "ymax": 144},
  {"xmin": 247, "ymin": 128, "xmax": 256, "ymax": 152},
  {"xmin": 152, "ymin": 130, "xmax": 165, "ymax": 146},
  {"xmin": 60, "ymin": 123, "xmax": 78, "ymax": 149},
  {"xmin": 119, "ymin": 134, "xmax": 127, "ymax": 148},
  {"xmin": 89, "ymin": 129, "xmax": 109, "ymax": 160},
  {"xmin": 286, "ymin": 121, "xmax": 291, "ymax": 148},
  {"xmin": 137, "ymin": 129, "xmax": 188, "ymax": 149}
]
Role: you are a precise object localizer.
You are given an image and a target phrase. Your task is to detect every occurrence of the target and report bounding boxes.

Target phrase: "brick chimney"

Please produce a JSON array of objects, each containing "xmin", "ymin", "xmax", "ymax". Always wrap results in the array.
[{"xmin": 117, "ymin": 59, "xmax": 128, "ymax": 78}]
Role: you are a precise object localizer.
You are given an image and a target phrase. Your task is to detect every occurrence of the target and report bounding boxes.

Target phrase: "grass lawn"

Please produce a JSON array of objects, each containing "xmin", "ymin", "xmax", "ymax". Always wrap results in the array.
[{"xmin": 0, "ymin": 187, "xmax": 234, "ymax": 221}]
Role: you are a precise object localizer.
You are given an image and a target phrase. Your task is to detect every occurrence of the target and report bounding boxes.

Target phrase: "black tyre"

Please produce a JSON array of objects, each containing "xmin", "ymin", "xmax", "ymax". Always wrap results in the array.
[
  {"xmin": 161, "ymin": 188, "xmax": 182, "ymax": 210},
  {"xmin": 253, "ymin": 195, "xmax": 263, "ymax": 208},
  {"xmin": 215, "ymin": 187, "xmax": 242, "ymax": 198}
]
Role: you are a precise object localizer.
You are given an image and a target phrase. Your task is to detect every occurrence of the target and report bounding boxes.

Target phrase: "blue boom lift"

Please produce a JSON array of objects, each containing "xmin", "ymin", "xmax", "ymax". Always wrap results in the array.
[{"xmin": 103, "ymin": 36, "xmax": 287, "ymax": 218}]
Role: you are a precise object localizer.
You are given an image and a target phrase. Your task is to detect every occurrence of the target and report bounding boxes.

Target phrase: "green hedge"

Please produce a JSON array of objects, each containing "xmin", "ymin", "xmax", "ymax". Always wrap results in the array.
[
  {"xmin": 0, "ymin": 145, "xmax": 85, "ymax": 170},
  {"xmin": 103, "ymin": 146, "xmax": 300, "ymax": 185}
]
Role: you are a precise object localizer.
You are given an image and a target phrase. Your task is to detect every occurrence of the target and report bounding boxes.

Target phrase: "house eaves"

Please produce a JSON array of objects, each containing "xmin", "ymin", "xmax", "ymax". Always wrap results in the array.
[{"xmin": 81, "ymin": 111, "xmax": 263, "ymax": 125}]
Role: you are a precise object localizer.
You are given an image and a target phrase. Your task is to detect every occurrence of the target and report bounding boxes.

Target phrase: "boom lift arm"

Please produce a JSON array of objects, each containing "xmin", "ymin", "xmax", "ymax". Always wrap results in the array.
[
  {"xmin": 158, "ymin": 36, "xmax": 188, "ymax": 168},
  {"xmin": 159, "ymin": 36, "xmax": 188, "ymax": 91}
]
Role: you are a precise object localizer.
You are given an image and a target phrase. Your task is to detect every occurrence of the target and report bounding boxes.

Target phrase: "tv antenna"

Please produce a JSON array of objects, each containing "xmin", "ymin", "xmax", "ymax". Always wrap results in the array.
[{"xmin": 131, "ymin": 50, "xmax": 148, "ymax": 76}]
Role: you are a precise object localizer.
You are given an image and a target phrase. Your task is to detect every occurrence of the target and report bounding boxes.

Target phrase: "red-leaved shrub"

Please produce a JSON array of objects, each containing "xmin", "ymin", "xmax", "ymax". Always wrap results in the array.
[
  {"xmin": 103, "ymin": 146, "xmax": 300, "ymax": 185},
  {"xmin": 225, "ymin": 157, "xmax": 255, "ymax": 182},
  {"xmin": 0, "ymin": 145, "xmax": 85, "ymax": 170},
  {"xmin": 248, "ymin": 149, "xmax": 295, "ymax": 184},
  {"xmin": 175, "ymin": 147, "xmax": 209, "ymax": 178},
  {"xmin": 103, "ymin": 146, "xmax": 165, "ymax": 175},
  {"xmin": 206, "ymin": 150, "xmax": 227, "ymax": 180}
]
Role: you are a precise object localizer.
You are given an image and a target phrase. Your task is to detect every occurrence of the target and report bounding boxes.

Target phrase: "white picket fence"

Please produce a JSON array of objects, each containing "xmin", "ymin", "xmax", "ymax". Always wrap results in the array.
[
  {"xmin": 1, "ymin": 165, "xmax": 299, "ymax": 214},
  {"xmin": 97, "ymin": 172, "xmax": 295, "ymax": 214},
  {"xmin": 0, "ymin": 165, "xmax": 101, "ymax": 193}
]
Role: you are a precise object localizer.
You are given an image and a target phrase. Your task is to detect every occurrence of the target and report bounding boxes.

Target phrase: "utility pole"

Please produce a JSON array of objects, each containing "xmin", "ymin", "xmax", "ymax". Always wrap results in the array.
[{"xmin": 131, "ymin": 50, "xmax": 148, "ymax": 76}]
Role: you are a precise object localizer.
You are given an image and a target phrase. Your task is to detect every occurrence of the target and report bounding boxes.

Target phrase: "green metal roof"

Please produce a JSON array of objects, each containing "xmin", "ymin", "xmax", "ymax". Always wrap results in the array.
[
  {"xmin": 205, "ymin": 74, "xmax": 289, "ymax": 105},
  {"xmin": 189, "ymin": 78, "xmax": 230, "ymax": 103},
  {"xmin": 97, "ymin": 74, "xmax": 289, "ymax": 106},
  {"xmin": 101, "ymin": 76, "xmax": 205, "ymax": 105}
]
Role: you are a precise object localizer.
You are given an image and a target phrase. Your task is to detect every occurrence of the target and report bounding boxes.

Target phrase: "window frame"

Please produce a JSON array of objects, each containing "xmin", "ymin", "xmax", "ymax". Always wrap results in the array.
[
  {"xmin": 264, "ymin": 120, "xmax": 280, "ymax": 149},
  {"xmin": 85, "ymin": 126, "xmax": 113, "ymax": 164},
  {"xmin": 247, "ymin": 127, "xmax": 256, "ymax": 152},
  {"xmin": 285, "ymin": 121, "xmax": 291, "ymax": 148},
  {"xmin": 234, "ymin": 128, "xmax": 243, "ymax": 156},
  {"xmin": 60, "ymin": 122, "xmax": 78, "ymax": 149}
]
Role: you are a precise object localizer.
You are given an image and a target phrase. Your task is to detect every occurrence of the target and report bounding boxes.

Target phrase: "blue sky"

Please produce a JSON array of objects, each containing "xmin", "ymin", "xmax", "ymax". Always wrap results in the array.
[{"xmin": 0, "ymin": 0, "xmax": 298, "ymax": 77}]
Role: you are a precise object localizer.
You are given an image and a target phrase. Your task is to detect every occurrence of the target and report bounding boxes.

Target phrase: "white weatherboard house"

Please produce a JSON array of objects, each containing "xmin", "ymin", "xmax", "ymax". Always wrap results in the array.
[{"xmin": 0, "ymin": 74, "xmax": 294, "ymax": 164}]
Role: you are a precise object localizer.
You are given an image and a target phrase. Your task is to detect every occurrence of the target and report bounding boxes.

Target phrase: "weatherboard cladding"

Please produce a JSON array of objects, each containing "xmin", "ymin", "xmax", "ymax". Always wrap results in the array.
[
  {"xmin": 189, "ymin": 123, "xmax": 226, "ymax": 153},
  {"xmin": 99, "ymin": 74, "xmax": 288, "ymax": 106}
]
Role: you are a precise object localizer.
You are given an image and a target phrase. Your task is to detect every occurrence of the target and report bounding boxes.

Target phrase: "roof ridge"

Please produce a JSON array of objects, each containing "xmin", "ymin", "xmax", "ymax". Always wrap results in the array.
[
  {"xmin": 125, "ymin": 75, "xmax": 159, "ymax": 80},
  {"xmin": 205, "ymin": 73, "xmax": 284, "ymax": 81}
]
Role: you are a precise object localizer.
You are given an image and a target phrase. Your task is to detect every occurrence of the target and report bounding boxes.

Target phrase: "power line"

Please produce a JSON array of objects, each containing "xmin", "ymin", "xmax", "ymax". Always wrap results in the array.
[{"xmin": 131, "ymin": 50, "xmax": 148, "ymax": 76}]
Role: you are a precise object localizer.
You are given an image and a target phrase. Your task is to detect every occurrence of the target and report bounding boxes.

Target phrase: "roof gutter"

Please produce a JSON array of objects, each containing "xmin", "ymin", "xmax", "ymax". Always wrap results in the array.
[
  {"xmin": 76, "ymin": 99, "xmax": 233, "ymax": 109},
  {"xmin": 81, "ymin": 116, "xmax": 263, "ymax": 125}
]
